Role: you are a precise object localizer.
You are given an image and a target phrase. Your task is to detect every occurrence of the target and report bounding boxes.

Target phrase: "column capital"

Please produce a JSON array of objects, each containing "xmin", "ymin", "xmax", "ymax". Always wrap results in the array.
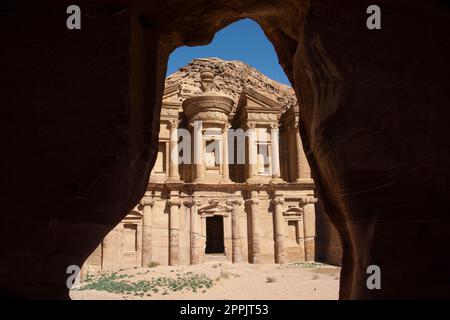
[
  {"xmin": 167, "ymin": 197, "xmax": 182, "ymax": 207},
  {"xmin": 140, "ymin": 196, "xmax": 154, "ymax": 207},
  {"xmin": 271, "ymin": 197, "xmax": 285, "ymax": 206},
  {"xmin": 183, "ymin": 198, "xmax": 201, "ymax": 208},
  {"xmin": 168, "ymin": 119, "xmax": 179, "ymax": 129},
  {"xmin": 246, "ymin": 191, "xmax": 259, "ymax": 206},
  {"xmin": 193, "ymin": 120, "xmax": 203, "ymax": 128},
  {"xmin": 250, "ymin": 190, "xmax": 259, "ymax": 198},
  {"xmin": 270, "ymin": 123, "xmax": 280, "ymax": 129},
  {"xmin": 245, "ymin": 198, "xmax": 259, "ymax": 206},
  {"xmin": 226, "ymin": 199, "xmax": 243, "ymax": 207},
  {"xmin": 299, "ymin": 195, "xmax": 318, "ymax": 206}
]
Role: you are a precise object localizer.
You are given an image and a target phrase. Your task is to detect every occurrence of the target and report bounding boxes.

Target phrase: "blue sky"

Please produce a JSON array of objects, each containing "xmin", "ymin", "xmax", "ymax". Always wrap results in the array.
[{"xmin": 166, "ymin": 18, "xmax": 291, "ymax": 86}]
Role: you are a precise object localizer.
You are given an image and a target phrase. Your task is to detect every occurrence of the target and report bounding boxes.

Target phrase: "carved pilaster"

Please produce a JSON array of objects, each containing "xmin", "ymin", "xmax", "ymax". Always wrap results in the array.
[
  {"xmin": 270, "ymin": 123, "xmax": 284, "ymax": 184},
  {"xmin": 140, "ymin": 196, "xmax": 155, "ymax": 267},
  {"xmin": 184, "ymin": 199, "xmax": 201, "ymax": 265},
  {"xmin": 299, "ymin": 195, "xmax": 317, "ymax": 262},
  {"xmin": 246, "ymin": 191, "xmax": 261, "ymax": 264},
  {"xmin": 167, "ymin": 196, "xmax": 181, "ymax": 266},
  {"xmin": 246, "ymin": 123, "xmax": 258, "ymax": 183},
  {"xmin": 227, "ymin": 199, "xmax": 243, "ymax": 263},
  {"xmin": 272, "ymin": 196, "xmax": 286, "ymax": 264},
  {"xmin": 193, "ymin": 120, "xmax": 205, "ymax": 183},
  {"xmin": 295, "ymin": 125, "xmax": 313, "ymax": 183},
  {"xmin": 168, "ymin": 120, "xmax": 181, "ymax": 183},
  {"xmin": 221, "ymin": 124, "xmax": 231, "ymax": 183}
]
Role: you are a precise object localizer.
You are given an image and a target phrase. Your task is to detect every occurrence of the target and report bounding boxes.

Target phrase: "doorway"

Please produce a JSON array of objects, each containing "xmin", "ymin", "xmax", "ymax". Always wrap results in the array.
[{"xmin": 205, "ymin": 216, "xmax": 225, "ymax": 254}]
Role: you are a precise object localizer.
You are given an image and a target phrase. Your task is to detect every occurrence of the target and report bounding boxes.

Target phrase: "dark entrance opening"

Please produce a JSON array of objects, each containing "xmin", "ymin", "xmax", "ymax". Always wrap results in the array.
[{"xmin": 205, "ymin": 216, "xmax": 225, "ymax": 254}]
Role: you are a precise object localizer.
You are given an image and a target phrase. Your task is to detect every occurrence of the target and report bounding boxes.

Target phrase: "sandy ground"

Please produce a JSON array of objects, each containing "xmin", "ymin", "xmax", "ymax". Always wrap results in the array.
[{"xmin": 70, "ymin": 262, "xmax": 340, "ymax": 300}]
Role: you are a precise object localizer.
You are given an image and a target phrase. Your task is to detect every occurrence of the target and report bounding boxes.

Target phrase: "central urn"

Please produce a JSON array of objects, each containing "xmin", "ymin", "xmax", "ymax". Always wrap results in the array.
[
  {"xmin": 182, "ymin": 69, "xmax": 234, "ymax": 184},
  {"xmin": 182, "ymin": 70, "xmax": 234, "ymax": 125}
]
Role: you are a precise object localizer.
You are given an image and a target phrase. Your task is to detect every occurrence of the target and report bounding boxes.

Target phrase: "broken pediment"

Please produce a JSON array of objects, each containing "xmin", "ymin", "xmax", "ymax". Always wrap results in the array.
[
  {"xmin": 233, "ymin": 88, "xmax": 284, "ymax": 126},
  {"xmin": 239, "ymin": 88, "xmax": 283, "ymax": 112},
  {"xmin": 162, "ymin": 83, "xmax": 181, "ymax": 102}
]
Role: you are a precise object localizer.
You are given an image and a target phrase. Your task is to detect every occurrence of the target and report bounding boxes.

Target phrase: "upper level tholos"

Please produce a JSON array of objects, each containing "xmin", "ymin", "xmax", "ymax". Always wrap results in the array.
[{"xmin": 150, "ymin": 58, "xmax": 312, "ymax": 185}]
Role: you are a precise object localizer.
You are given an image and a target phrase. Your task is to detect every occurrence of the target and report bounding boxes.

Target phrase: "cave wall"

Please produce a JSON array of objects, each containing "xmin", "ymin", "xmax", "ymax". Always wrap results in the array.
[
  {"xmin": 1, "ymin": 0, "xmax": 163, "ymax": 298},
  {"xmin": 294, "ymin": 1, "xmax": 450, "ymax": 299},
  {"xmin": 316, "ymin": 197, "xmax": 343, "ymax": 266},
  {"xmin": 1, "ymin": 0, "xmax": 450, "ymax": 299}
]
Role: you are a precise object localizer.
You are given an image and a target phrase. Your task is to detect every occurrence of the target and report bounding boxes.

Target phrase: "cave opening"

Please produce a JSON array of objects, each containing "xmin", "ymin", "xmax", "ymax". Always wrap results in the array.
[
  {"xmin": 6, "ymin": 1, "xmax": 448, "ymax": 301},
  {"xmin": 79, "ymin": 17, "xmax": 342, "ymax": 290}
]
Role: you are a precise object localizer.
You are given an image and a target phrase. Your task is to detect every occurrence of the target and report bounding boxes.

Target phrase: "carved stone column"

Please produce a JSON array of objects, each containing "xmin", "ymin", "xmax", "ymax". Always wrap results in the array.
[
  {"xmin": 200, "ymin": 216, "xmax": 207, "ymax": 263},
  {"xmin": 246, "ymin": 191, "xmax": 261, "ymax": 264},
  {"xmin": 140, "ymin": 196, "xmax": 154, "ymax": 267},
  {"xmin": 300, "ymin": 195, "xmax": 318, "ymax": 262},
  {"xmin": 289, "ymin": 126, "xmax": 298, "ymax": 181},
  {"xmin": 247, "ymin": 124, "xmax": 258, "ymax": 183},
  {"xmin": 297, "ymin": 219, "xmax": 306, "ymax": 262},
  {"xmin": 168, "ymin": 120, "xmax": 181, "ymax": 182},
  {"xmin": 272, "ymin": 195, "xmax": 287, "ymax": 264},
  {"xmin": 223, "ymin": 214, "xmax": 232, "ymax": 261},
  {"xmin": 221, "ymin": 124, "xmax": 231, "ymax": 183},
  {"xmin": 168, "ymin": 195, "xmax": 181, "ymax": 266},
  {"xmin": 184, "ymin": 199, "xmax": 201, "ymax": 265},
  {"xmin": 227, "ymin": 199, "xmax": 243, "ymax": 263},
  {"xmin": 193, "ymin": 121, "xmax": 205, "ymax": 183},
  {"xmin": 270, "ymin": 124, "xmax": 283, "ymax": 183},
  {"xmin": 295, "ymin": 126, "xmax": 313, "ymax": 183},
  {"xmin": 102, "ymin": 228, "xmax": 120, "ymax": 270}
]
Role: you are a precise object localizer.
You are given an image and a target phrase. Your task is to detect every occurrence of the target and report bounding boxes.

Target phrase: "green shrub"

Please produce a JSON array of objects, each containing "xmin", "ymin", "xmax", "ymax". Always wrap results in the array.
[
  {"xmin": 147, "ymin": 261, "xmax": 159, "ymax": 268},
  {"xmin": 266, "ymin": 277, "xmax": 277, "ymax": 283},
  {"xmin": 77, "ymin": 272, "xmax": 214, "ymax": 296}
]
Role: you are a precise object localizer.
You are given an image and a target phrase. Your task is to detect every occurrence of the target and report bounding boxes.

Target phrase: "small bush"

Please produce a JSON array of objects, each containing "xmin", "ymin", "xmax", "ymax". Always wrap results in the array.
[
  {"xmin": 147, "ymin": 261, "xmax": 159, "ymax": 268},
  {"xmin": 266, "ymin": 277, "xmax": 277, "ymax": 283},
  {"xmin": 77, "ymin": 271, "xmax": 214, "ymax": 296}
]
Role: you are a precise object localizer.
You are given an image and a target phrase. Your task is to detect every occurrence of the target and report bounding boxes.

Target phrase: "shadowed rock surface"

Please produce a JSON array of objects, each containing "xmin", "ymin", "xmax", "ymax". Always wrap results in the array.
[{"xmin": 1, "ymin": 0, "xmax": 449, "ymax": 299}]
